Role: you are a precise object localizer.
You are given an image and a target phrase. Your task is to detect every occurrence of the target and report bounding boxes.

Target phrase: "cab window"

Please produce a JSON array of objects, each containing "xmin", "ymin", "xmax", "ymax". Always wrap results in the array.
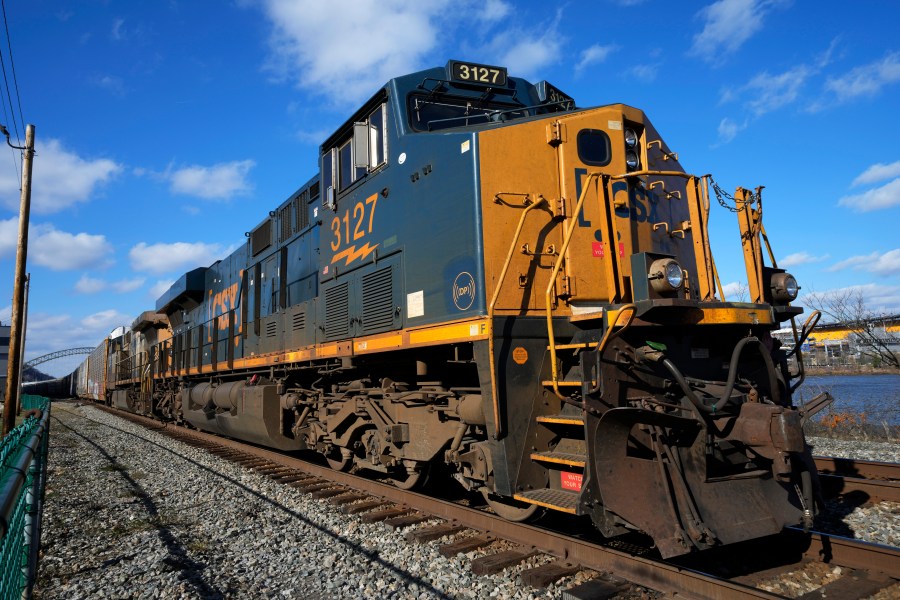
[{"xmin": 321, "ymin": 103, "xmax": 387, "ymax": 206}]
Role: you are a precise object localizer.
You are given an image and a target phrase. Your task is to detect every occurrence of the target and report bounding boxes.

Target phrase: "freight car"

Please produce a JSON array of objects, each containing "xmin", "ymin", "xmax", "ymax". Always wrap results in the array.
[{"xmin": 56, "ymin": 61, "xmax": 821, "ymax": 558}]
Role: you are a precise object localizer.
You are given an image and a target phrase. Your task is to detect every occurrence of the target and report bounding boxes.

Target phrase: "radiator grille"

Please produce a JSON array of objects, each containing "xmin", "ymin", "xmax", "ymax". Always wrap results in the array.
[
  {"xmin": 361, "ymin": 265, "xmax": 394, "ymax": 334},
  {"xmin": 266, "ymin": 320, "xmax": 278, "ymax": 338},
  {"xmin": 294, "ymin": 190, "xmax": 309, "ymax": 231},
  {"xmin": 251, "ymin": 219, "xmax": 272, "ymax": 256},
  {"xmin": 292, "ymin": 310, "xmax": 305, "ymax": 331},
  {"xmin": 324, "ymin": 282, "xmax": 350, "ymax": 340},
  {"xmin": 279, "ymin": 204, "xmax": 293, "ymax": 241}
]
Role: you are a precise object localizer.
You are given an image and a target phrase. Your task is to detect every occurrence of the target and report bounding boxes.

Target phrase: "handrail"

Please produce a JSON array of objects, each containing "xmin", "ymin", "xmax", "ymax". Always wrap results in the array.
[
  {"xmin": 487, "ymin": 196, "xmax": 548, "ymax": 440},
  {"xmin": 544, "ymin": 172, "xmax": 617, "ymax": 399},
  {"xmin": 543, "ymin": 168, "xmax": 718, "ymax": 399}
]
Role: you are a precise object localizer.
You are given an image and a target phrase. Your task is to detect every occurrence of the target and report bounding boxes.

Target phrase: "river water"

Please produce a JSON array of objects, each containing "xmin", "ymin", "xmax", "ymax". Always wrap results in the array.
[{"xmin": 795, "ymin": 374, "xmax": 900, "ymax": 426}]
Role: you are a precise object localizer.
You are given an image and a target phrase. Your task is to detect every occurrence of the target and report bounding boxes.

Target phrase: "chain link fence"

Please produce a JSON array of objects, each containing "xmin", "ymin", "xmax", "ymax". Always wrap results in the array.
[{"xmin": 0, "ymin": 395, "xmax": 50, "ymax": 600}]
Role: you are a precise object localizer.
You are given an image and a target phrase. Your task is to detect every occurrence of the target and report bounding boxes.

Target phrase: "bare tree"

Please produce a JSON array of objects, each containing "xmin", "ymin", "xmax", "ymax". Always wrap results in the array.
[{"xmin": 804, "ymin": 289, "xmax": 900, "ymax": 370}]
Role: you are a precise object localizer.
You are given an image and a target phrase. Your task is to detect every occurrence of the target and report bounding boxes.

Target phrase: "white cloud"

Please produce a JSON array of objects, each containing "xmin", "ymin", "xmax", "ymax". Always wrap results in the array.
[
  {"xmin": 167, "ymin": 159, "xmax": 255, "ymax": 200},
  {"xmin": 112, "ymin": 277, "xmax": 145, "ymax": 293},
  {"xmin": 824, "ymin": 52, "xmax": 900, "ymax": 103},
  {"xmin": 798, "ymin": 283, "xmax": 900, "ymax": 315},
  {"xmin": 29, "ymin": 225, "xmax": 113, "ymax": 271},
  {"xmin": 149, "ymin": 279, "xmax": 175, "ymax": 300},
  {"xmin": 129, "ymin": 241, "xmax": 224, "ymax": 275},
  {"xmin": 0, "ymin": 139, "xmax": 121, "ymax": 214},
  {"xmin": 0, "ymin": 217, "xmax": 16, "ymax": 257},
  {"xmin": 484, "ymin": 12, "xmax": 566, "ymax": 79},
  {"xmin": 716, "ymin": 117, "xmax": 746, "ymax": 144},
  {"xmin": 74, "ymin": 274, "xmax": 106, "ymax": 294},
  {"xmin": 852, "ymin": 160, "xmax": 900, "ymax": 187},
  {"xmin": 576, "ymin": 44, "xmax": 617, "ymax": 73},
  {"xmin": 721, "ymin": 281, "xmax": 748, "ymax": 300},
  {"xmin": 838, "ymin": 178, "xmax": 900, "ymax": 212},
  {"xmin": 780, "ymin": 252, "xmax": 829, "ymax": 267},
  {"xmin": 741, "ymin": 66, "xmax": 810, "ymax": 116},
  {"xmin": 96, "ymin": 74, "xmax": 126, "ymax": 96},
  {"xmin": 23, "ymin": 309, "xmax": 133, "ymax": 374},
  {"xmin": 260, "ymin": 0, "xmax": 449, "ymax": 103},
  {"xmin": 628, "ymin": 63, "xmax": 658, "ymax": 83},
  {"xmin": 81, "ymin": 309, "xmax": 131, "ymax": 331},
  {"xmin": 828, "ymin": 249, "xmax": 900, "ymax": 276},
  {"xmin": 690, "ymin": 0, "xmax": 785, "ymax": 64},
  {"xmin": 480, "ymin": 0, "xmax": 511, "ymax": 21},
  {"xmin": 111, "ymin": 18, "xmax": 126, "ymax": 41},
  {"xmin": 1, "ymin": 219, "xmax": 112, "ymax": 270},
  {"xmin": 74, "ymin": 274, "xmax": 145, "ymax": 294}
]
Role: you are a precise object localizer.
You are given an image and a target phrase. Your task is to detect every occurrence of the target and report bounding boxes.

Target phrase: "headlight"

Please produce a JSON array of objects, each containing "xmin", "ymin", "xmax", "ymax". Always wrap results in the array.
[
  {"xmin": 624, "ymin": 128, "xmax": 638, "ymax": 148},
  {"xmin": 770, "ymin": 272, "xmax": 799, "ymax": 303},
  {"xmin": 625, "ymin": 150, "xmax": 641, "ymax": 171},
  {"xmin": 649, "ymin": 258, "xmax": 684, "ymax": 294}
]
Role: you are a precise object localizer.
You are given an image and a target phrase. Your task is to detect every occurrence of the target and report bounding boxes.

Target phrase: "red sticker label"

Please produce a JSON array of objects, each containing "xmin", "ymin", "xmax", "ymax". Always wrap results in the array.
[
  {"xmin": 618, "ymin": 242, "xmax": 625, "ymax": 257},
  {"xmin": 591, "ymin": 242, "xmax": 604, "ymax": 258},
  {"xmin": 560, "ymin": 471, "xmax": 583, "ymax": 491}
]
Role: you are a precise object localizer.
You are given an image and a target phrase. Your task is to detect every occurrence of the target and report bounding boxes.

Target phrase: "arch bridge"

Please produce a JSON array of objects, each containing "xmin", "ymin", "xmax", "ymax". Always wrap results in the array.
[{"xmin": 24, "ymin": 347, "xmax": 94, "ymax": 369}]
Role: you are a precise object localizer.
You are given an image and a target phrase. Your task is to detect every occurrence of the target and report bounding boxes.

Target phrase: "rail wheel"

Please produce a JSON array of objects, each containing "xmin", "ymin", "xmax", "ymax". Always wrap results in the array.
[
  {"xmin": 481, "ymin": 489, "xmax": 541, "ymax": 522},
  {"xmin": 391, "ymin": 462, "xmax": 430, "ymax": 490},
  {"xmin": 325, "ymin": 448, "xmax": 352, "ymax": 472}
]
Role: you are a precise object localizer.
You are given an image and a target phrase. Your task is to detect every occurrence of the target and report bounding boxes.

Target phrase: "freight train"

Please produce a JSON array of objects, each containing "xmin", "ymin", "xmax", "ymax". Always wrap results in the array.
[{"xmin": 31, "ymin": 61, "xmax": 822, "ymax": 558}]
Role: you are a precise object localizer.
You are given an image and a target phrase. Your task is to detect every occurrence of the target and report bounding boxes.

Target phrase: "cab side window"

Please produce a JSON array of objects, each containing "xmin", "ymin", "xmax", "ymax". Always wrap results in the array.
[{"xmin": 322, "ymin": 103, "xmax": 387, "ymax": 208}]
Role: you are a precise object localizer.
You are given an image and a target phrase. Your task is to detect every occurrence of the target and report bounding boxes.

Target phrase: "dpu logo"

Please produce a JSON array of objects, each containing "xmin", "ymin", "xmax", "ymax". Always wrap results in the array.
[{"xmin": 452, "ymin": 272, "xmax": 476, "ymax": 311}]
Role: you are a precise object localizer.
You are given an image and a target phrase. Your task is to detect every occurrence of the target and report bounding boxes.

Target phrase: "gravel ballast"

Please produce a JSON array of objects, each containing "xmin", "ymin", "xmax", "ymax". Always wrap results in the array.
[
  {"xmin": 35, "ymin": 403, "xmax": 600, "ymax": 599},
  {"xmin": 33, "ymin": 403, "xmax": 899, "ymax": 599}
]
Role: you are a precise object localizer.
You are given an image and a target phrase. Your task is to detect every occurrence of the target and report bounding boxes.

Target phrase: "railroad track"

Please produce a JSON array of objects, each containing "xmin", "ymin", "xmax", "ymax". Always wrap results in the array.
[
  {"xmin": 814, "ymin": 456, "xmax": 900, "ymax": 504},
  {"xmin": 95, "ymin": 404, "xmax": 899, "ymax": 600}
]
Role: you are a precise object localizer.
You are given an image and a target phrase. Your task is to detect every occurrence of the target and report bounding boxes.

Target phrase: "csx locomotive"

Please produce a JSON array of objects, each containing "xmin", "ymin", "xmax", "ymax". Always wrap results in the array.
[{"xmin": 46, "ymin": 61, "xmax": 822, "ymax": 558}]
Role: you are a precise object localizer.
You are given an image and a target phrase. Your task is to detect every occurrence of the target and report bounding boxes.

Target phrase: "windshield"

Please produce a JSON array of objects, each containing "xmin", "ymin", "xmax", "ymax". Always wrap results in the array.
[{"xmin": 407, "ymin": 94, "xmax": 529, "ymax": 132}]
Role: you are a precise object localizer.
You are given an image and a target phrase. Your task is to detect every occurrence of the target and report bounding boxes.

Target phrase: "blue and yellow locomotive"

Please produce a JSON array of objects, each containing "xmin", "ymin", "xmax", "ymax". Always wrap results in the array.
[{"xmin": 62, "ymin": 61, "xmax": 819, "ymax": 557}]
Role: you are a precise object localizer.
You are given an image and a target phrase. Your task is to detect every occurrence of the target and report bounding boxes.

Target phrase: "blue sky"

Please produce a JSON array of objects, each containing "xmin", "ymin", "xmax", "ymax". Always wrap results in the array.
[{"xmin": 1, "ymin": 0, "xmax": 899, "ymax": 376}]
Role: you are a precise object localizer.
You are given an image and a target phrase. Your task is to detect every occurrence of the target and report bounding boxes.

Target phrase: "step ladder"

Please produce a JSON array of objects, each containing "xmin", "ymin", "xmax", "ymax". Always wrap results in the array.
[{"xmin": 513, "ymin": 412, "xmax": 586, "ymax": 515}]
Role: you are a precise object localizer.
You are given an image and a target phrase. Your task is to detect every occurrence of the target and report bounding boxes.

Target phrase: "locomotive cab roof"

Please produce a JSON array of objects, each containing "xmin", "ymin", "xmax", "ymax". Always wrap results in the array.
[{"xmin": 321, "ymin": 61, "xmax": 581, "ymax": 149}]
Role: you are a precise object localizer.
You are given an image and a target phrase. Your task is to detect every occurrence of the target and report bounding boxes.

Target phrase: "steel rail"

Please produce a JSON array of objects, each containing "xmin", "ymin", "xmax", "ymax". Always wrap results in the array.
[
  {"xmin": 792, "ymin": 528, "xmax": 900, "ymax": 580},
  {"xmin": 98, "ymin": 406, "xmax": 781, "ymax": 600},
  {"xmin": 813, "ymin": 456, "xmax": 900, "ymax": 481},
  {"xmin": 814, "ymin": 456, "xmax": 900, "ymax": 504}
]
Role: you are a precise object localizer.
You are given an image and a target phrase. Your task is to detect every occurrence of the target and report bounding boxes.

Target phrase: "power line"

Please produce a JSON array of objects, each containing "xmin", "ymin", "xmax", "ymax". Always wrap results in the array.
[
  {"xmin": 0, "ymin": 0, "xmax": 23, "ymax": 133},
  {"xmin": 0, "ymin": 12, "xmax": 19, "ymax": 146},
  {"xmin": 0, "ymin": 0, "xmax": 21, "ymax": 179}
]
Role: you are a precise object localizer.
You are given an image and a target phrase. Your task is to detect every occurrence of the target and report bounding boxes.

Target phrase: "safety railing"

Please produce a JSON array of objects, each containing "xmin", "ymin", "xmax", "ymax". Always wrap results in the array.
[
  {"xmin": 0, "ymin": 397, "xmax": 50, "ymax": 600},
  {"xmin": 542, "ymin": 170, "xmax": 721, "ymax": 399}
]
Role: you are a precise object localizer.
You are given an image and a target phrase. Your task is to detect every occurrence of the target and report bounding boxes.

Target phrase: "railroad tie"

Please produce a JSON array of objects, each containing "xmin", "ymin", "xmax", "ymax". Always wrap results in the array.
[
  {"xmin": 519, "ymin": 560, "xmax": 580, "ymax": 588},
  {"xmin": 311, "ymin": 487, "xmax": 348, "ymax": 499},
  {"xmin": 342, "ymin": 500, "xmax": 389, "ymax": 515},
  {"xmin": 560, "ymin": 578, "xmax": 629, "ymax": 600},
  {"xmin": 471, "ymin": 549, "xmax": 537, "ymax": 575},
  {"xmin": 404, "ymin": 523, "xmax": 465, "ymax": 543},
  {"xmin": 327, "ymin": 492, "xmax": 369, "ymax": 506},
  {"xmin": 382, "ymin": 513, "xmax": 430, "ymax": 529},
  {"xmin": 438, "ymin": 535, "xmax": 494, "ymax": 557},
  {"xmin": 360, "ymin": 507, "xmax": 412, "ymax": 523}
]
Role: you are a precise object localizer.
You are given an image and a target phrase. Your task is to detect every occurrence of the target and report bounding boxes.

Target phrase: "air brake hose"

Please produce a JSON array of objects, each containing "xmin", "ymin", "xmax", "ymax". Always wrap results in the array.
[{"xmin": 661, "ymin": 336, "xmax": 779, "ymax": 414}]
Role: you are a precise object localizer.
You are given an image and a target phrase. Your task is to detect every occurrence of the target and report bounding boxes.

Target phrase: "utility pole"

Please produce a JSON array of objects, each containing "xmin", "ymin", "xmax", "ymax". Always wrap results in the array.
[{"xmin": 3, "ymin": 124, "xmax": 35, "ymax": 436}]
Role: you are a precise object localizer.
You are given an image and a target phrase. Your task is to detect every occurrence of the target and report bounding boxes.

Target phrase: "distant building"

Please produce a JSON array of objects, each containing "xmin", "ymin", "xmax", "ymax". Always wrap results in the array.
[
  {"xmin": 0, "ymin": 322, "xmax": 9, "ymax": 404},
  {"xmin": 774, "ymin": 314, "xmax": 900, "ymax": 368}
]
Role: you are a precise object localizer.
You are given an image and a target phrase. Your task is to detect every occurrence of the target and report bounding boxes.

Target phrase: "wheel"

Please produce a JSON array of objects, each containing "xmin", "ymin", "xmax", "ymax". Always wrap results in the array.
[
  {"xmin": 326, "ymin": 449, "xmax": 352, "ymax": 472},
  {"xmin": 391, "ymin": 462, "xmax": 430, "ymax": 490},
  {"xmin": 481, "ymin": 489, "xmax": 541, "ymax": 522}
]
